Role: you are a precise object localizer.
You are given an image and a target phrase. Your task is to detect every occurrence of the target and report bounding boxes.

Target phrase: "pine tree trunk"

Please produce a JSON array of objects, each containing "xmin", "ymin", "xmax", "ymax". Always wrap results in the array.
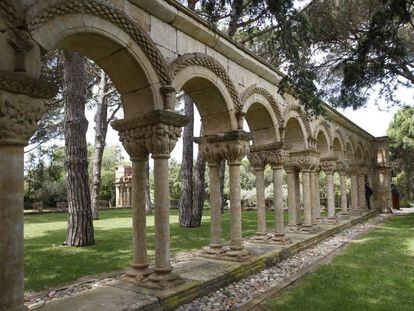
[
  {"xmin": 145, "ymin": 160, "xmax": 153, "ymax": 213},
  {"xmin": 91, "ymin": 70, "xmax": 108, "ymax": 220},
  {"xmin": 63, "ymin": 50, "xmax": 95, "ymax": 247},
  {"xmin": 192, "ymin": 125, "xmax": 206, "ymax": 227},
  {"xmin": 179, "ymin": 93, "xmax": 194, "ymax": 227},
  {"xmin": 220, "ymin": 160, "xmax": 226, "ymax": 213}
]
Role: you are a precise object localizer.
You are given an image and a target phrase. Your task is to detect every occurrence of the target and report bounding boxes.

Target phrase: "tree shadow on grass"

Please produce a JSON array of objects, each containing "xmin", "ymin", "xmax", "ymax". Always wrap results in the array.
[{"xmin": 24, "ymin": 210, "xmax": 270, "ymax": 293}]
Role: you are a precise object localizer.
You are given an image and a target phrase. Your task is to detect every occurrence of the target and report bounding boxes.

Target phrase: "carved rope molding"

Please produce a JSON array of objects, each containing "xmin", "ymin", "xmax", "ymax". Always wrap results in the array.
[
  {"xmin": 285, "ymin": 105, "xmax": 312, "ymax": 138},
  {"xmin": 0, "ymin": 0, "xmax": 23, "ymax": 28},
  {"xmin": 0, "ymin": 70, "xmax": 57, "ymax": 99},
  {"xmin": 245, "ymin": 87, "xmax": 283, "ymax": 126},
  {"xmin": 28, "ymin": 0, "xmax": 172, "ymax": 86},
  {"xmin": 170, "ymin": 53, "xmax": 243, "ymax": 112}
]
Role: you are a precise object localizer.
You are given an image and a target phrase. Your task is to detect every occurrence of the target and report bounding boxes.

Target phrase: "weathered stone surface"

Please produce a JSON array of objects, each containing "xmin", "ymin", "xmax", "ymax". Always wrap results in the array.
[{"xmin": 40, "ymin": 286, "xmax": 160, "ymax": 311}]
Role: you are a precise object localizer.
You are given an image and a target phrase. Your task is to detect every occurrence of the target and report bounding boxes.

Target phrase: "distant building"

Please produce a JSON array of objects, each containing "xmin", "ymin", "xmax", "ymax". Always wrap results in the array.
[{"xmin": 115, "ymin": 166, "xmax": 132, "ymax": 207}]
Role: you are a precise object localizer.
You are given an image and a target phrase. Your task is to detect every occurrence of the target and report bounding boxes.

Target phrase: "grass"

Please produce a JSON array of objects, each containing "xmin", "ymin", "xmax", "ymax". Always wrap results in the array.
[
  {"xmin": 264, "ymin": 215, "xmax": 414, "ymax": 311},
  {"xmin": 24, "ymin": 208, "xmax": 287, "ymax": 293}
]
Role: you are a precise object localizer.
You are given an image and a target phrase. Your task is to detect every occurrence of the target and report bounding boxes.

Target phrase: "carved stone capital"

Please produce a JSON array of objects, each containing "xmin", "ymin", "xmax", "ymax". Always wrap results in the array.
[
  {"xmin": 320, "ymin": 156, "xmax": 337, "ymax": 174},
  {"xmin": 336, "ymin": 160, "xmax": 350, "ymax": 175},
  {"xmin": 249, "ymin": 142, "xmax": 288, "ymax": 169},
  {"xmin": 247, "ymin": 150, "xmax": 266, "ymax": 171},
  {"xmin": 112, "ymin": 110, "xmax": 189, "ymax": 159},
  {"xmin": 114, "ymin": 128, "xmax": 149, "ymax": 161},
  {"xmin": 196, "ymin": 142, "xmax": 224, "ymax": 166},
  {"xmin": 194, "ymin": 130, "xmax": 252, "ymax": 165},
  {"xmin": 265, "ymin": 149, "xmax": 289, "ymax": 169},
  {"xmin": 287, "ymin": 149, "xmax": 320, "ymax": 171},
  {"xmin": 0, "ymin": 90, "xmax": 49, "ymax": 146}
]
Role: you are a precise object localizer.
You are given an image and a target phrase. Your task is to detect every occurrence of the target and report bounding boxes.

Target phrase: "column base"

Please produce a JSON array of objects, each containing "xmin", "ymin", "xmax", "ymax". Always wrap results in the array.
[
  {"xmin": 299, "ymin": 225, "xmax": 317, "ymax": 233},
  {"xmin": 251, "ymin": 232, "xmax": 268, "ymax": 241},
  {"xmin": 269, "ymin": 233, "xmax": 292, "ymax": 245},
  {"xmin": 326, "ymin": 217, "xmax": 338, "ymax": 224},
  {"xmin": 140, "ymin": 267, "xmax": 182, "ymax": 289},
  {"xmin": 123, "ymin": 263, "xmax": 153, "ymax": 282},
  {"xmin": 226, "ymin": 247, "xmax": 251, "ymax": 260},
  {"xmin": 339, "ymin": 211, "xmax": 349, "ymax": 219},
  {"xmin": 203, "ymin": 244, "xmax": 227, "ymax": 255},
  {"xmin": 350, "ymin": 209, "xmax": 361, "ymax": 215},
  {"xmin": 286, "ymin": 224, "xmax": 300, "ymax": 232},
  {"xmin": 316, "ymin": 217, "xmax": 324, "ymax": 224}
]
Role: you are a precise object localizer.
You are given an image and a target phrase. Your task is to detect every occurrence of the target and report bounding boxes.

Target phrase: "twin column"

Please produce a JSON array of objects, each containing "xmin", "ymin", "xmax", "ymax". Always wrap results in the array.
[
  {"xmin": 196, "ymin": 131, "xmax": 251, "ymax": 257},
  {"xmin": 112, "ymin": 110, "xmax": 189, "ymax": 288},
  {"xmin": 248, "ymin": 145, "xmax": 288, "ymax": 241}
]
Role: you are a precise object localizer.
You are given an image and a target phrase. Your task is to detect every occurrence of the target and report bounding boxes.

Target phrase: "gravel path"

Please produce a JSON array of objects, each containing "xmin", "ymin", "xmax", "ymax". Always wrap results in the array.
[{"xmin": 176, "ymin": 214, "xmax": 390, "ymax": 311}]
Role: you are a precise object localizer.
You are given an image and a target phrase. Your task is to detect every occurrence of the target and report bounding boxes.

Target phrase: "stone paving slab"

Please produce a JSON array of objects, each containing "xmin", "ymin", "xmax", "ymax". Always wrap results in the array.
[
  {"xmin": 40, "ymin": 286, "xmax": 160, "ymax": 311},
  {"xmin": 38, "ymin": 211, "xmax": 377, "ymax": 311}
]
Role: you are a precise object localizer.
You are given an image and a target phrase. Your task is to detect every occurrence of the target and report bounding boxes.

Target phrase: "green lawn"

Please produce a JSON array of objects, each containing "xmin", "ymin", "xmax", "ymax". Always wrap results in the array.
[
  {"xmin": 24, "ymin": 209, "xmax": 284, "ymax": 293},
  {"xmin": 265, "ymin": 215, "xmax": 414, "ymax": 311}
]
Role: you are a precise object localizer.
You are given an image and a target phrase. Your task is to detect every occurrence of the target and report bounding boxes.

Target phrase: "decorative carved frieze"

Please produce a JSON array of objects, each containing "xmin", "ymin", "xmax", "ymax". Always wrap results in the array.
[
  {"xmin": 195, "ymin": 130, "xmax": 252, "ymax": 165},
  {"xmin": 320, "ymin": 156, "xmax": 337, "ymax": 174},
  {"xmin": 0, "ymin": 70, "xmax": 57, "ymax": 99},
  {"xmin": 112, "ymin": 110, "xmax": 189, "ymax": 159}
]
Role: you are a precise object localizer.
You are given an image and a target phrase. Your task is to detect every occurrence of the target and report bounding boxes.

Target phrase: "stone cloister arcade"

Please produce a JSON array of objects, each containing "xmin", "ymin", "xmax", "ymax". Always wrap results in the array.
[{"xmin": 0, "ymin": 0, "xmax": 391, "ymax": 310}]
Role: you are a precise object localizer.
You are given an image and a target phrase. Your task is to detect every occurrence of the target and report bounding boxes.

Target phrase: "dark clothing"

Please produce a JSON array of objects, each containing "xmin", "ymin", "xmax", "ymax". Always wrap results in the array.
[
  {"xmin": 391, "ymin": 185, "xmax": 400, "ymax": 210},
  {"xmin": 365, "ymin": 184, "xmax": 373, "ymax": 210}
]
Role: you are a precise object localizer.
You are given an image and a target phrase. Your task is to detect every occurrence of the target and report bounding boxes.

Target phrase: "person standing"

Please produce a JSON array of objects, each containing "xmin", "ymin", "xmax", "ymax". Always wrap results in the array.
[
  {"xmin": 391, "ymin": 183, "xmax": 400, "ymax": 210},
  {"xmin": 365, "ymin": 183, "xmax": 373, "ymax": 210}
]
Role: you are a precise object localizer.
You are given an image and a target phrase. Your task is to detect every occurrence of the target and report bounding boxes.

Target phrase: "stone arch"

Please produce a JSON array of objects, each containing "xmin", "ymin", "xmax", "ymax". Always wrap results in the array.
[
  {"xmin": 331, "ymin": 129, "xmax": 345, "ymax": 159},
  {"xmin": 282, "ymin": 104, "xmax": 312, "ymax": 139},
  {"xmin": 170, "ymin": 53, "xmax": 238, "ymax": 134},
  {"xmin": 315, "ymin": 128, "xmax": 331, "ymax": 157},
  {"xmin": 345, "ymin": 140, "xmax": 355, "ymax": 161},
  {"xmin": 284, "ymin": 116, "xmax": 309, "ymax": 151},
  {"xmin": 241, "ymin": 86, "xmax": 281, "ymax": 145},
  {"xmin": 355, "ymin": 142, "xmax": 364, "ymax": 163},
  {"xmin": 27, "ymin": 0, "xmax": 172, "ymax": 116}
]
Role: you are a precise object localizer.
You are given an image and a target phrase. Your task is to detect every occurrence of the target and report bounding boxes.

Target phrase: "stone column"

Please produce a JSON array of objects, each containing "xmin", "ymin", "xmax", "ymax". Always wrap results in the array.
[
  {"xmin": 248, "ymin": 151, "xmax": 267, "ymax": 238},
  {"xmin": 128, "ymin": 186, "xmax": 132, "ymax": 206},
  {"xmin": 358, "ymin": 172, "xmax": 367, "ymax": 211},
  {"xmin": 337, "ymin": 160, "xmax": 349, "ymax": 217},
  {"xmin": 321, "ymin": 157, "xmax": 337, "ymax": 224},
  {"xmin": 293, "ymin": 170, "xmax": 302, "ymax": 226},
  {"xmin": 298, "ymin": 154, "xmax": 318, "ymax": 232},
  {"xmin": 0, "ymin": 73, "xmax": 56, "ymax": 310},
  {"xmin": 264, "ymin": 147, "xmax": 289, "ymax": 241},
  {"xmin": 313, "ymin": 170, "xmax": 322, "ymax": 223},
  {"xmin": 113, "ymin": 126, "xmax": 152, "ymax": 281},
  {"xmin": 310, "ymin": 170, "xmax": 317, "ymax": 225},
  {"xmin": 221, "ymin": 131, "xmax": 251, "ymax": 256},
  {"xmin": 285, "ymin": 165, "xmax": 298, "ymax": 231},
  {"xmin": 349, "ymin": 166, "xmax": 360, "ymax": 215},
  {"xmin": 112, "ymin": 110, "xmax": 189, "ymax": 288},
  {"xmin": 301, "ymin": 169, "xmax": 313, "ymax": 230},
  {"xmin": 196, "ymin": 140, "xmax": 224, "ymax": 254},
  {"xmin": 115, "ymin": 184, "xmax": 120, "ymax": 207}
]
